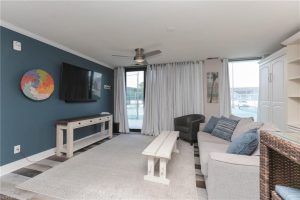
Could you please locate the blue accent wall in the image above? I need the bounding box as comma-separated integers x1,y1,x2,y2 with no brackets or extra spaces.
0,26,114,166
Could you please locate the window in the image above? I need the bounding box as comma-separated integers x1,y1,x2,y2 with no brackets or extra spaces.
229,60,259,120
125,68,145,131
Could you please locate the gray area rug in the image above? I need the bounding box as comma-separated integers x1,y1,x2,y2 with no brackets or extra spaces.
18,134,197,200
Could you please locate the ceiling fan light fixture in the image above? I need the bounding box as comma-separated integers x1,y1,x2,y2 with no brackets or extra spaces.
134,56,145,63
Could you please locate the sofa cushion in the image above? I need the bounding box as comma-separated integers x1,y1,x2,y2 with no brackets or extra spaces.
209,152,259,166
227,128,259,155
211,117,239,141
229,114,254,121
232,120,263,141
203,116,220,133
197,131,229,148
199,142,229,176
252,123,280,156
275,185,300,200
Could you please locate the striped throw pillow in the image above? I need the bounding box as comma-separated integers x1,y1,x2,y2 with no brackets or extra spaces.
211,117,239,141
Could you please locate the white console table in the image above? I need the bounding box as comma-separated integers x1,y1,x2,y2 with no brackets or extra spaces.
56,114,113,158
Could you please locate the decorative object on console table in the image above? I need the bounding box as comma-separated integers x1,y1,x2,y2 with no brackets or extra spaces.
20,69,54,101
207,72,219,103
260,131,300,200
56,114,113,158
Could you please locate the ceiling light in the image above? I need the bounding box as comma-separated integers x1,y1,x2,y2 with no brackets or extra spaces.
134,56,145,63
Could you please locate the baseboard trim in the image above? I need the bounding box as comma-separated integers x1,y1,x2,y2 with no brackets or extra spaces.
0,148,55,176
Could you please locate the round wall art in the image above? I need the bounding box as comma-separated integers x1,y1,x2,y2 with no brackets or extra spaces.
20,69,54,101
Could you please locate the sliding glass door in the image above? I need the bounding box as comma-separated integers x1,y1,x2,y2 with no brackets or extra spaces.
125,68,145,131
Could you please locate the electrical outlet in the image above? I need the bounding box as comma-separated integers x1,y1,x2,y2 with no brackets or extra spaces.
14,145,21,154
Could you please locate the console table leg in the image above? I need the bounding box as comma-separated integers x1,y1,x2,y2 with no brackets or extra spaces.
56,127,63,156
66,127,74,158
109,117,113,139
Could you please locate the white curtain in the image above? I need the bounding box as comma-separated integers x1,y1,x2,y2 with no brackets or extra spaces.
142,61,204,136
219,59,231,117
114,67,129,133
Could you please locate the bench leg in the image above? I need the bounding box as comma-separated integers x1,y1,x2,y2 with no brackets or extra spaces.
144,157,170,185
144,157,156,181
159,158,170,185
172,141,179,153
147,157,155,177
159,158,167,178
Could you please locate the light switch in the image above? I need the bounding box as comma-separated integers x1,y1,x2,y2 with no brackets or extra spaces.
13,41,21,51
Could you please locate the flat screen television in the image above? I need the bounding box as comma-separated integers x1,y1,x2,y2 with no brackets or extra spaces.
59,63,102,102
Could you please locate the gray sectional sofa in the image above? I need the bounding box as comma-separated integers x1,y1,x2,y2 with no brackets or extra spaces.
197,120,279,200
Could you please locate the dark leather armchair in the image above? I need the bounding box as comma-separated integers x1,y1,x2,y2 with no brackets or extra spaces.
174,114,205,145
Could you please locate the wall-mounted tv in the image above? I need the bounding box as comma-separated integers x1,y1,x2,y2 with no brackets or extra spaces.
59,63,102,102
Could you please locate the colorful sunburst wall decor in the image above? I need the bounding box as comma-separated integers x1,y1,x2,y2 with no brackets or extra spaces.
20,69,54,101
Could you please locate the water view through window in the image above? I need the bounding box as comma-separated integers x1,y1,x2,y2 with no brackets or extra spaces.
126,70,145,130
229,60,259,120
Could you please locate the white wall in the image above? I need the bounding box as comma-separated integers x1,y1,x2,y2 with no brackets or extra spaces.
203,59,222,120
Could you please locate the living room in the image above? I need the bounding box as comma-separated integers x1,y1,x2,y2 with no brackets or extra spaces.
0,1,300,200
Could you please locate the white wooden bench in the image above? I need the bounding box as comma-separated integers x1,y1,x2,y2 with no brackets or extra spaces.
142,131,179,185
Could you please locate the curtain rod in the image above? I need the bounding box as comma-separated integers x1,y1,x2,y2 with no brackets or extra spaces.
227,57,262,62
116,57,262,68
206,57,262,62
119,60,203,69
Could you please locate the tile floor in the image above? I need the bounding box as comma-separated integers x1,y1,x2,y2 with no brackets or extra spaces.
0,134,207,200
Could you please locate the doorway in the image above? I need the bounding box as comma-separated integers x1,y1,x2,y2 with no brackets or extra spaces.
125,68,146,131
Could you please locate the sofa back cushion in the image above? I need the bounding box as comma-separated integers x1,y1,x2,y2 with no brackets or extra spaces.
227,128,259,155
229,114,254,121
203,116,220,133
252,123,280,156
232,120,263,141
211,117,239,141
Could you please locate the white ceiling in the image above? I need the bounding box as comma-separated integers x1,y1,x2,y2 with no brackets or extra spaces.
1,1,300,68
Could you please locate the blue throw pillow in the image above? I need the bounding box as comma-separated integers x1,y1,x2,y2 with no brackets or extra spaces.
203,116,220,133
275,185,300,200
211,117,239,141
226,128,259,155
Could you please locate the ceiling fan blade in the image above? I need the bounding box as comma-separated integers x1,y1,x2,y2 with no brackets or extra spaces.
112,54,131,58
144,50,162,57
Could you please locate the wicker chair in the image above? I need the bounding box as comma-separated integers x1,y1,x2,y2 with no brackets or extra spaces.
260,131,300,200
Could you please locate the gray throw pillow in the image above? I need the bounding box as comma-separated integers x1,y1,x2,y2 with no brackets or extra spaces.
211,117,239,141
203,116,220,133
227,128,259,155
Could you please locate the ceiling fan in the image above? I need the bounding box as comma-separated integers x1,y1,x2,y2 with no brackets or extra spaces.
112,48,162,65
